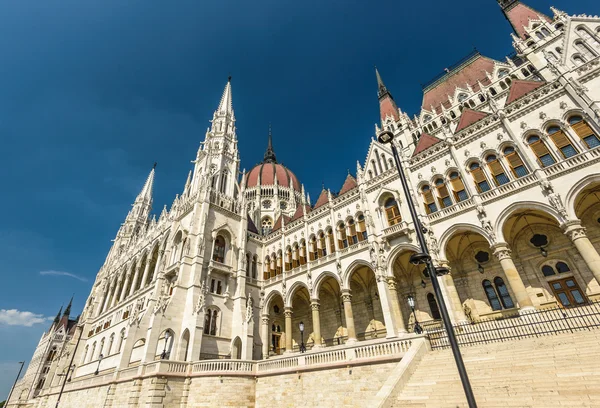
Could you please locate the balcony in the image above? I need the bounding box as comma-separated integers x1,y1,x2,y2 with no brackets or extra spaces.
382,220,410,239
208,259,233,274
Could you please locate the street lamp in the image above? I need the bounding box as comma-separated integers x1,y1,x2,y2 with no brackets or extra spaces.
94,354,103,375
5,361,25,406
377,129,477,408
298,321,306,353
161,331,171,359
407,295,422,334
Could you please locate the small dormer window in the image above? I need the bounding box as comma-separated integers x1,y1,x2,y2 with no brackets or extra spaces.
498,69,509,78
457,93,468,103
423,115,432,123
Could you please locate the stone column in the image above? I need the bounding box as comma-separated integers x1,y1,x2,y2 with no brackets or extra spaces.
492,243,535,312
129,265,142,297
386,278,407,335
110,278,122,308
119,273,132,302
152,250,165,281
564,221,600,284
261,315,270,359
341,290,357,343
310,299,322,348
439,271,468,323
375,277,398,338
284,307,293,353
140,256,153,289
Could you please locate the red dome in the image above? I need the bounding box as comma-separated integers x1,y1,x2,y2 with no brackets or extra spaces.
246,162,301,191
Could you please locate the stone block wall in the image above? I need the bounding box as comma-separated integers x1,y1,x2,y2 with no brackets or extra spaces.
254,362,398,408
186,376,255,407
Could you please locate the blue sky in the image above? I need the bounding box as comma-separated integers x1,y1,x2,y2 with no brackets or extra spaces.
0,0,595,398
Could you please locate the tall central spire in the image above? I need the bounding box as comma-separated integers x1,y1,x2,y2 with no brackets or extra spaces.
137,163,156,204
375,67,400,123
216,76,233,116
376,67,391,100
263,124,277,163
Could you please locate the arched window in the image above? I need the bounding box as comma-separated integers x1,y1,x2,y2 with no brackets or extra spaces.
357,215,368,241
535,31,545,40
498,69,509,78
448,172,468,202
371,159,379,176
81,346,89,364
527,135,555,167
263,256,271,280
219,170,228,194
493,277,514,309
300,241,307,265
246,254,251,277
574,40,596,60
542,261,572,276
384,197,402,225
556,261,571,273
309,236,318,260
318,233,327,257
427,293,441,320
381,153,389,171
450,111,456,119
541,27,550,37
486,154,509,186
503,146,528,177
90,342,97,362
326,228,335,252
568,115,600,148
521,68,530,77
337,224,348,249
434,178,453,208
556,47,563,55
285,248,292,271
276,252,282,275
347,219,358,245
375,150,383,174
500,81,507,90
212,235,226,263
108,334,115,356
292,245,299,268
421,185,438,214
490,87,497,96
483,280,502,311
457,93,468,103
261,217,273,235
547,125,577,158
118,329,125,352
573,54,587,66
469,162,491,193
99,338,105,358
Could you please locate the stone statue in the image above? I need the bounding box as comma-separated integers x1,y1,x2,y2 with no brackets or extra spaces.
307,271,313,295
246,296,254,323
463,303,473,323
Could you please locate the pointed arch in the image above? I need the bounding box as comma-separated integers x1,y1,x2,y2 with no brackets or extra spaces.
263,290,284,312
494,201,563,243
343,259,377,289
438,223,494,261
285,281,310,307
312,271,342,298
565,173,600,219
385,243,422,277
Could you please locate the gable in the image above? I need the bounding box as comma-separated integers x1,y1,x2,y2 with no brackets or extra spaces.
412,133,443,157
505,79,545,104
454,109,489,133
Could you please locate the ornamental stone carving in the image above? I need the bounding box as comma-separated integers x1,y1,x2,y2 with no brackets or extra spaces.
492,244,512,261
341,291,352,303
310,301,320,311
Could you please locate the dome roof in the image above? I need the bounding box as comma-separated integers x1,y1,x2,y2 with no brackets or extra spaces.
246,162,301,191
245,127,301,191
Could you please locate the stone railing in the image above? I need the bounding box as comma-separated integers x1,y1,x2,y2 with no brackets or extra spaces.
543,147,600,179
192,360,255,373
479,173,537,203
428,198,474,222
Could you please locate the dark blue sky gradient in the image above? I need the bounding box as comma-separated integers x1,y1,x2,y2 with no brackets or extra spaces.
0,0,595,395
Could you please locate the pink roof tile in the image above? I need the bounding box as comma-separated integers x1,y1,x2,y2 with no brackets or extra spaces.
313,189,329,209
412,133,443,157
339,174,358,196
291,204,310,222
380,96,400,122
505,79,545,104
505,3,551,39
454,109,489,133
246,163,302,192
422,55,496,113
272,214,291,232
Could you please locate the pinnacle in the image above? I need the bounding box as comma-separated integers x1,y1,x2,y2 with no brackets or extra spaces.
216,77,233,116
263,124,277,163
138,164,155,203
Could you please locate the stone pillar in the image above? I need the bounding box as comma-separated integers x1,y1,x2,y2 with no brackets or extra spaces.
152,250,165,281
119,273,132,302
492,243,535,312
564,221,600,284
110,278,122,308
129,265,142,297
386,278,407,335
284,307,293,353
341,290,357,343
375,277,398,338
261,315,270,359
310,299,322,348
439,270,468,323
140,257,153,289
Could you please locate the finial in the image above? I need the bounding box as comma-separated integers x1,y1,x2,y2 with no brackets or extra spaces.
263,124,277,163
153,162,157,170
228,75,232,82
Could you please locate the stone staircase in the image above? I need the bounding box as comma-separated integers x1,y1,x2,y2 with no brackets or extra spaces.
393,329,600,407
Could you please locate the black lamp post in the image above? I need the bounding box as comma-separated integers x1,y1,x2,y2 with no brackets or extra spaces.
377,129,477,408
299,321,306,353
161,331,171,359
5,361,25,405
407,295,422,334
94,354,103,375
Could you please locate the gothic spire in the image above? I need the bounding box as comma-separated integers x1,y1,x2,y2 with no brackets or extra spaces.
496,0,551,39
137,163,156,203
63,297,73,317
216,76,233,116
375,66,390,100
263,124,277,163
52,306,63,326
375,67,400,123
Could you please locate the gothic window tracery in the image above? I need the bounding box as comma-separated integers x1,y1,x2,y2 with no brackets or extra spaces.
568,115,600,149
212,235,226,263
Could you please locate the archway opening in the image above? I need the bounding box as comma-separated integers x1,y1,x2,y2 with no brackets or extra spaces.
348,265,386,340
